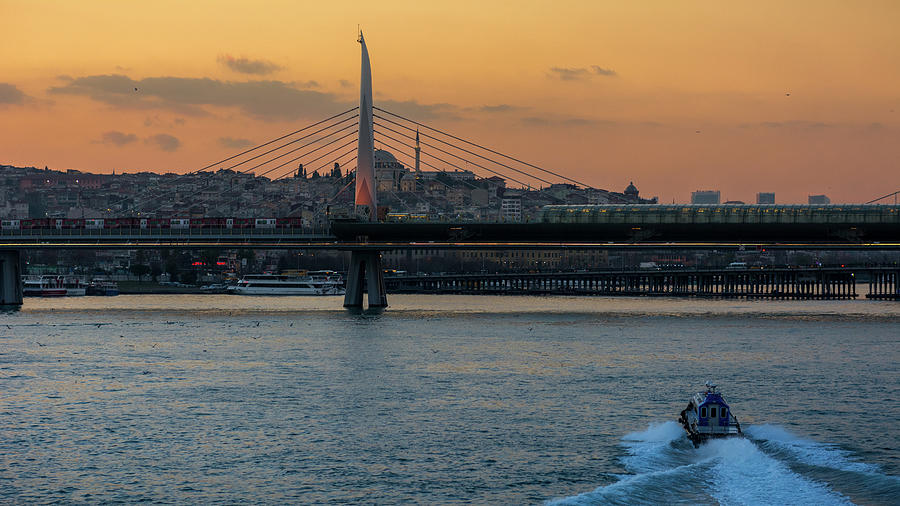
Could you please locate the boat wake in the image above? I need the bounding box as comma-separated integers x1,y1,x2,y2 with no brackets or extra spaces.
548,422,897,505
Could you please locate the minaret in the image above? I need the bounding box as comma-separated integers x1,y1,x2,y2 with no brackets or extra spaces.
414,128,421,173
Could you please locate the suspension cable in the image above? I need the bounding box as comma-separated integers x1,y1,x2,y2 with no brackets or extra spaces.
375,106,593,188
374,121,539,189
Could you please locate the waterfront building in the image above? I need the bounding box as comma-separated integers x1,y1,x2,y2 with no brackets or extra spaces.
691,190,721,204
757,192,775,204
809,194,831,205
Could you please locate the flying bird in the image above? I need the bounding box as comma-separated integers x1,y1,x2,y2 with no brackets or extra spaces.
785,92,791,96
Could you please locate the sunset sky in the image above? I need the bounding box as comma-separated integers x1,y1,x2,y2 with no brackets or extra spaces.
1,0,898,203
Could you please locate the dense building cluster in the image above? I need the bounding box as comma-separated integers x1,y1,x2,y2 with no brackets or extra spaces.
0,154,655,224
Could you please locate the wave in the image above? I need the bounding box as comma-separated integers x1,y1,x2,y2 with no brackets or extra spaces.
746,424,881,474
548,422,857,506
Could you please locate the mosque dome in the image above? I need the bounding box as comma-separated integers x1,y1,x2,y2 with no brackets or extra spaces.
374,149,397,163
624,181,639,197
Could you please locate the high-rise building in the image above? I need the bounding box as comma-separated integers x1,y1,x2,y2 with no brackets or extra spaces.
756,192,775,204
501,192,523,222
808,194,831,205
691,190,721,204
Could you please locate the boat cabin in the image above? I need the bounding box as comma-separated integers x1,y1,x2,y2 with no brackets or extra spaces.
696,391,730,428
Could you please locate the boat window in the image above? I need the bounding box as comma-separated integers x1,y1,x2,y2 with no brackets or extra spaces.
700,407,707,417
709,407,717,418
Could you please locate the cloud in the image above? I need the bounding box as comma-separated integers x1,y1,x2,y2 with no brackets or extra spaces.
294,80,319,88
98,131,138,146
758,120,831,129
0,83,26,105
479,104,525,113
339,79,352,88
548,67,591,81
548,65,618,81
144,115,187,127
521,115,617,127
591,66,617,77
146,133,181,152
522,116,549,125
218,54,284,75
48,74,352,121
377,99,460,120
218,136,255,149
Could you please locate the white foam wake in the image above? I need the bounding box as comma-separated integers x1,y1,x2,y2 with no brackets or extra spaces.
548,422,853,506
699,437,852,505
746,424,881,474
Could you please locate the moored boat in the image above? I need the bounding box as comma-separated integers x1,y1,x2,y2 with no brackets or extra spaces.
86,279,119,296
22,275,87,297
228,272,344,295
678,381,742,447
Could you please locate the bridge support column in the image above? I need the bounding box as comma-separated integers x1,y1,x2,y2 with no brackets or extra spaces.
343,250,387,309
0,250,23,307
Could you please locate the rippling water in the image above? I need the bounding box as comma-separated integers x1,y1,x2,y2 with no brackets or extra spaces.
2,295,898,504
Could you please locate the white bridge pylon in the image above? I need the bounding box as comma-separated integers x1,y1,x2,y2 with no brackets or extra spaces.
345,31,387,310
355,31,377,221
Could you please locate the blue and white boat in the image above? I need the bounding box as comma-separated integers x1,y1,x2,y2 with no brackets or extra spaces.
678,381,742,447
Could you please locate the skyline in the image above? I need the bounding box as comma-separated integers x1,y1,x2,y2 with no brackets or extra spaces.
1,0,898,204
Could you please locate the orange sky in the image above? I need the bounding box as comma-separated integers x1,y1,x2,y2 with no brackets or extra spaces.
1,0,898,203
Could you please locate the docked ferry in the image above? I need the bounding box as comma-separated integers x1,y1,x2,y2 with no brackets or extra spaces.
678,381,742,447
229,272,345,296
23,275,87,297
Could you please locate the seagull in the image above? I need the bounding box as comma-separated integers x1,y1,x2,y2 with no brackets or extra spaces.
36,341,46,347
785,92,791,96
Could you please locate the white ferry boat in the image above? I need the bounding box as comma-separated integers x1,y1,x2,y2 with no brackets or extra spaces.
229,272,345,296
22,275,87,297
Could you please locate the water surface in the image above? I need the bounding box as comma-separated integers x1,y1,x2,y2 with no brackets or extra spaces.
2,295,897,503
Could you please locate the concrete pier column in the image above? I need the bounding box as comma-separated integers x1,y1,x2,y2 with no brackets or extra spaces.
343,250,388,309
0,250,23,306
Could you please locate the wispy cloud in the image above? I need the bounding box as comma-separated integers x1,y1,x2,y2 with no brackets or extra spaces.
98,131,138,146
146,133,181,152
591,66,617,77
48,74,352,121
218,136,255,149
0,82,26,105
548,65,618,81
218,54,284,75
339,79,353,88
548,67,591,81
377,99,460,121
479,104,525,113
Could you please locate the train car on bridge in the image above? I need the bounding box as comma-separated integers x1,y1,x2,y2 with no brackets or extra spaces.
538,204,900,226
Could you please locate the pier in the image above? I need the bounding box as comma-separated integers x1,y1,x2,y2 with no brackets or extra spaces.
868,270,900,300
382,267,895,300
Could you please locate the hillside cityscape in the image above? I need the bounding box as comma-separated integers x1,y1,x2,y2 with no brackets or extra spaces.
1,158,889,286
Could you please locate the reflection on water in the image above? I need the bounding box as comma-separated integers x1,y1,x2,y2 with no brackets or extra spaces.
1,295,898,503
